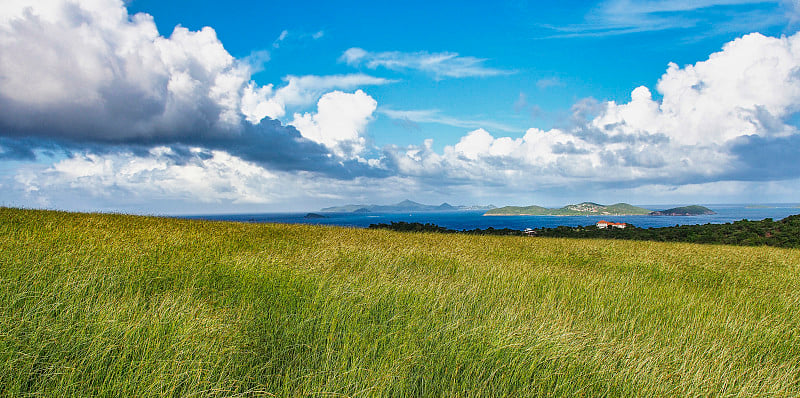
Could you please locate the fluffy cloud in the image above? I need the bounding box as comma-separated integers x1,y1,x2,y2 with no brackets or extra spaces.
2,0,800,209
5,148,415,213
0,0,393,179
0,0,249,140
47,148,279,204
242,74,392,123
593,32,800,145
0,0,390,140
340,48,512,79
387,32,800,189
289,90,377,157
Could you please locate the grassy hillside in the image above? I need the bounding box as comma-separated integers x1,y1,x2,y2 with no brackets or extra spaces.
600,203,653,215
2,208,800,396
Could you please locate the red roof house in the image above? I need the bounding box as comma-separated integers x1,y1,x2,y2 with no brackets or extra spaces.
596,220,626,229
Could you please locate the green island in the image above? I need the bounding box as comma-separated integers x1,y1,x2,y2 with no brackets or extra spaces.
2,207,800,396
649,205,716,216
485,202,652,216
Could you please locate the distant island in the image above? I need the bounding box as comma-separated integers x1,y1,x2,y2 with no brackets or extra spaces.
485,202,652,216
744,204,800,209
649,205,715,216
304,213,327,219
320,199,496,213
485,202,717,217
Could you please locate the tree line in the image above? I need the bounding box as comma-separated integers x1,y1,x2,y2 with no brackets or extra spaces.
368,215,800,249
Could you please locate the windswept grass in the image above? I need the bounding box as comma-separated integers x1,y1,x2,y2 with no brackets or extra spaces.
1,207,799,396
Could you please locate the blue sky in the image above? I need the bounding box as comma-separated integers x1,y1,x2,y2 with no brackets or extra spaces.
127,0,795,147
1,0,799,213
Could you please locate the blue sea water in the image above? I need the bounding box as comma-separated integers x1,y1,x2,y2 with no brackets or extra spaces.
183,204,800,231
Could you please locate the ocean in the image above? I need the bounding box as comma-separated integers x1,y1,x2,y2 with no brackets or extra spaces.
182,204,800,231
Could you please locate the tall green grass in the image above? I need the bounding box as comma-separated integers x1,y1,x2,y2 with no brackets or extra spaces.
1,207,799,396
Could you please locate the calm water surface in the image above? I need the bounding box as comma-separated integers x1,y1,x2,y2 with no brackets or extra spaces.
183,204,800,231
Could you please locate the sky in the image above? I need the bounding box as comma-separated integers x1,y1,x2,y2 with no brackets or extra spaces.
1,0,800,214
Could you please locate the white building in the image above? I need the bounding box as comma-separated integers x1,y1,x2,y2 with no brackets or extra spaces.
596,220,626,229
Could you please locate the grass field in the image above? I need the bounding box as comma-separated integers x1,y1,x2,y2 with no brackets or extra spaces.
1,207,800,396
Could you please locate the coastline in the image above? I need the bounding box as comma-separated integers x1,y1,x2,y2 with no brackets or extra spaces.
483,213,647,217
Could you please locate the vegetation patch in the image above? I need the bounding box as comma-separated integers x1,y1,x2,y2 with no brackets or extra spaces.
371,215,800,248
2,208,800,396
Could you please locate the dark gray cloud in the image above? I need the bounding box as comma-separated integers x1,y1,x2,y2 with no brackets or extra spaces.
0,117,389,179
0,0,389,180
0,138,37,160
208,119,389,178
727,134,800,180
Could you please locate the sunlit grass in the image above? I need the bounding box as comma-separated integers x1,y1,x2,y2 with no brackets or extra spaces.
1,207,799,396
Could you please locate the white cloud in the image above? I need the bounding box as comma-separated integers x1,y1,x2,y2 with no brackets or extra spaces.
390,127,604,184
241,50,271,73
379,108,523,133
4,148,422,213
601,0,773,18
594,32,800,145
241,74,393,123
452,129,498,160
0,0,390,143
26,147,280,204
388,32,800,188
273,29,288,48
2,2,800,210
388,126,732,193
289,90,377,157
0,0,403,187
0,0,265,140
340,48,513,79
544,0,786,38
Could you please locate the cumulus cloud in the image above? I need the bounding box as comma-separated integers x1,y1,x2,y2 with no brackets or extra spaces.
242,74,392,122
340,48,513,79
46,148,279,204
2,1,800,209
0,0,393,180
386,32,800,189
289,90,377,158
0,0,249,141
590,33,800,147
4,148,414,213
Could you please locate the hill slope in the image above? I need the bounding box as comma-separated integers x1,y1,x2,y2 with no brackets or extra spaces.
486,202,652,216
1,208,799,396
649,205,716,216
